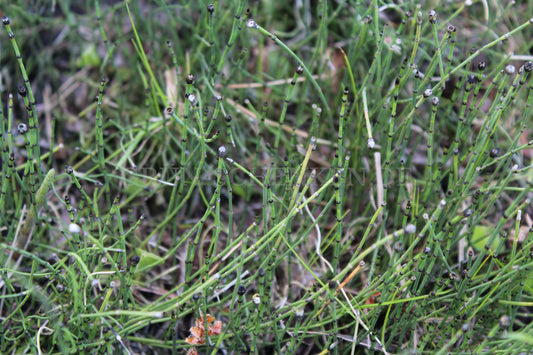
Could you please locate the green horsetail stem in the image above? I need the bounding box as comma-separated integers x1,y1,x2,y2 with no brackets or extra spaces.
207,147,228,266
267,165,276,230
221,154,233,242
246,19,333,121
125,3,165,103
332,170,342,273
95,78,107,171
2,16,41,176
512,61,533,101
422,96,440,201
94,0,111,54
180,74,194,195
428,10,446,80
17,123,36,205
208,169,344,285
274,66,303,155
185,182,220,281
189,95,206,138
468,59,496,128
262,164,273,232
409,11,422,69
6,94,18,207
205,94,222,137
360,24,387,92
207,4,216,71
417,13,453,94
288,137,316,211
444,24,457,79
165,40,181,105
224,114,235,147
333,155,350,273
0,97,7,210
402,16,533,129
450,69,477,186
383,78,399,205
336,87,349,168
250,100,268,179
460,68,527,197
215,1,244,78
310,0,328,70
64,166,97,219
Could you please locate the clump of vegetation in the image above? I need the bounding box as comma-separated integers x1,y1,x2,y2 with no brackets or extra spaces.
1,1,532,354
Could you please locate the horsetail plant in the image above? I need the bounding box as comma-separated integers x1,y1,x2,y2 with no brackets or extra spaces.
2,16,41,174
95,78,108,183
2,1,533,354
274,65,303,155
246,18,333,121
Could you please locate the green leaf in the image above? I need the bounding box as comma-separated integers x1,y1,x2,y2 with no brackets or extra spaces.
134,248,163,272
470,226,500,252
506,332,533,344
76,44,101,68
